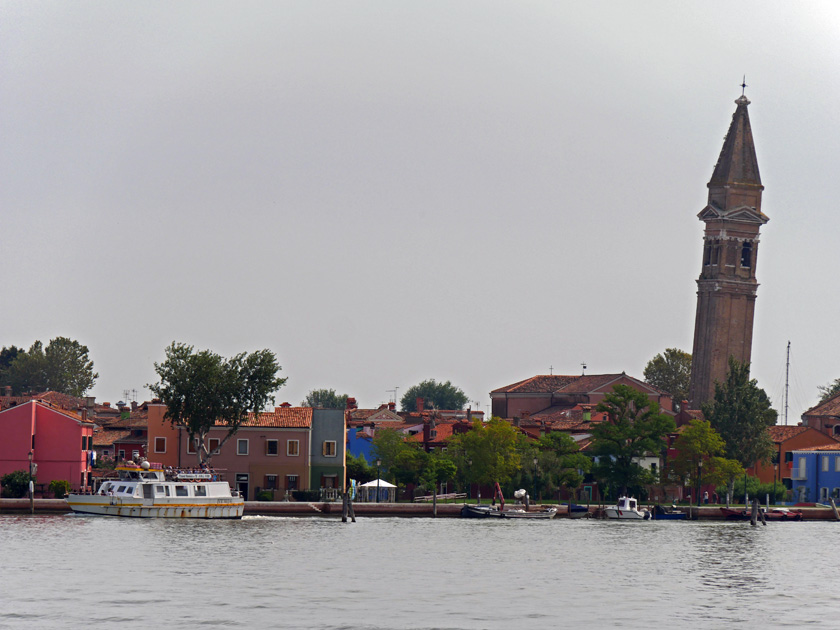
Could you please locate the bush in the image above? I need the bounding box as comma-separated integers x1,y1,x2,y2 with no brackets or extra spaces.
1,470,33,498
49,479,72,499
291,490,320,502
256,490,274,501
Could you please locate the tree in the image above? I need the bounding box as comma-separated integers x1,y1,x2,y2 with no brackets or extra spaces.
419,453,457,494
0,345,22,383
4,338,98,396
148,342,286,466
301,388,348,409
818,378,840,404
532,431,591,500
590,384,676,498
701,357,777,470
704,456,745,504
0,470,32,498
668,419,725,488
449,418,524,487
346,452,374,485
643,348,691,410
400,379,469,412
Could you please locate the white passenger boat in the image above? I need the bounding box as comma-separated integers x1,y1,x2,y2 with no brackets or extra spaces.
604,496,651,520
66,461,244,519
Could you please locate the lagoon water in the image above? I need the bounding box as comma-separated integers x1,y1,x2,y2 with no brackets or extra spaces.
0,514,836,629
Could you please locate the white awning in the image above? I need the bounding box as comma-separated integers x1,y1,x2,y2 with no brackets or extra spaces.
360,479,396,488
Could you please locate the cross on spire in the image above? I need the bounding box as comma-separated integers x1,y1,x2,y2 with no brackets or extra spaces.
741,75,748,96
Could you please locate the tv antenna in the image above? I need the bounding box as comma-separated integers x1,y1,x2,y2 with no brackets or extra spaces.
581,363,587,375
386,387,399,404
549,365,553,375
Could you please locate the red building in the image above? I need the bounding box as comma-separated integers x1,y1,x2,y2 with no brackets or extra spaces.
0,400,95,493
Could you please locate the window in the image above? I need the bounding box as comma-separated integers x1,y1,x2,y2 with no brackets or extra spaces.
154,437,166,453
835,457,840,473
131,450,140,459
187,439,197,455
740,241,752,268
820,487,830,502
823,456,830,472
118,449,125,460
82,436,87,450
322,441,336,457
88,436,93,450
266,439,279,456
209,438,221,455
194,486,207,497
265,475,278,490
237,439,249,455
785,451,793,463
175,486,189,497
286,475,298,490
287,440,300,456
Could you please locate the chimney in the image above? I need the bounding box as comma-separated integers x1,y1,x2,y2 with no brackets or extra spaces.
279,402,291,408
514,416,521,427
388,401,396,411
582,406,592,422
346,397,357,410
80,408,88,422
4,385,10,396
131,401,138,411
416,397,424,412
103,402,111,408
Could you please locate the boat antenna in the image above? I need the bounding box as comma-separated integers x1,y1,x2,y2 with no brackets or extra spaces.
784,341,790,426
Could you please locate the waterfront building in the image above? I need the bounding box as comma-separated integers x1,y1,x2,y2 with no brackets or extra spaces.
790,443,840,504
800,392,840,438
748,425,839,490
309,408,346,494
689,94,769,408
0,400,95,493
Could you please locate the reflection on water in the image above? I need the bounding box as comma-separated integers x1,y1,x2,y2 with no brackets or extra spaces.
0,515,836,629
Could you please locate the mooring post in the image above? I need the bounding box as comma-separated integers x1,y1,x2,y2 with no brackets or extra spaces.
750,499,758,526
831,498,840,521
432,488,437,518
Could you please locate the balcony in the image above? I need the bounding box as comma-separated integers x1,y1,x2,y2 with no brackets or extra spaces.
789,470,807,481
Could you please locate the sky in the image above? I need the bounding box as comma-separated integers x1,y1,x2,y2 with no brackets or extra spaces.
3,2,839,422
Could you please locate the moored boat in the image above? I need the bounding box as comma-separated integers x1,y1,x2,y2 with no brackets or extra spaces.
460,504,557,519
567,503,590,519
66,460,244,519
652,504,687,520
720,506,803,521
604,496,651,520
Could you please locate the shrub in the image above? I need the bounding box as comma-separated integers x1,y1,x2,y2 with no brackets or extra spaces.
291,490,320,502
49,479,72,499
256,490,274,501
1,470,33,498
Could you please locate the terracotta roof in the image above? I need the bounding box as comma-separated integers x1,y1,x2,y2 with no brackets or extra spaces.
802,392,840,418
793,443,840,452
767,425,809,443
93,430,132,447
233,407,312,428
491,375,578,394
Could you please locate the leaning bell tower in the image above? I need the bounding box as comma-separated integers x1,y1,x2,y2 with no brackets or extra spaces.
688,94,769,408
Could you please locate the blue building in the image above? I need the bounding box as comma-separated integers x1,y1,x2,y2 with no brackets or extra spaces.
790,444,840,504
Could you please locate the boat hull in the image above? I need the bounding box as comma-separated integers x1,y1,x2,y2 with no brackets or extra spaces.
604,507,650,520
460,504,557,519
66,496,244,519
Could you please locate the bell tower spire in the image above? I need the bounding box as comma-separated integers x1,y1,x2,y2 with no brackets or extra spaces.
688,93,769,408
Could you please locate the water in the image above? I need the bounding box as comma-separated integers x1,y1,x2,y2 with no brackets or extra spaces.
0,514,836,629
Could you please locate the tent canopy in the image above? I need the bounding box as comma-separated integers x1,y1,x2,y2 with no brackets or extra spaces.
360,479,396,488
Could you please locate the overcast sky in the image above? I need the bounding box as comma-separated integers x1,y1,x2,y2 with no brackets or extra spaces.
3,2,839,421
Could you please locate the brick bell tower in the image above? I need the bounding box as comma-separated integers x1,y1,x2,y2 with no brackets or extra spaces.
689,94,769,408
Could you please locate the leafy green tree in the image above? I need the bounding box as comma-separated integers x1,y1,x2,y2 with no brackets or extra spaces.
301,388,348,409
449,418,524,487
532,431,591,500
0,345,22,385
371,428,409,477
419,453,457,494
818,378,840,403
668,419,724,487
400,379,469,412
0,470,33,498
644,348,691,410
4,338,98,396
704,457,745,504
346,452,374,484
590,384,676,498
702,358,777,470
148,342,286,466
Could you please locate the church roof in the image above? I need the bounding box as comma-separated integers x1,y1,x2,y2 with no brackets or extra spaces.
708,95,762,189
802,392,840,418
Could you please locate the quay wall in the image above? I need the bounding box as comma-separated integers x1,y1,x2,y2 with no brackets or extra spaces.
2,499,839,520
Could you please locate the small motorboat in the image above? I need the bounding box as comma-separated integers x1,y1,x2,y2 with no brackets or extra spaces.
567,503,590,519
460,483,557,519
604,496,651,520
719,506,803,521
652,504,687,520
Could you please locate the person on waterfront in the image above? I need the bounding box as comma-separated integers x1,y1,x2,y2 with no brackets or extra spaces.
704,491,709,504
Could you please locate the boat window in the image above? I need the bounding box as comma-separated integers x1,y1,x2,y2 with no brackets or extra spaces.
194,486,207,497
117,486,126,493
175,486,189,497
155,485,166,496
629,499,636,509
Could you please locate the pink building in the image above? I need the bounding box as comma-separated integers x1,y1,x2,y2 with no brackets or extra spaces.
0,400,95,493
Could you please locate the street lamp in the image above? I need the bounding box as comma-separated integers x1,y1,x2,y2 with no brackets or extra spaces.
533,457,539,504
467,458,472,501
773,463,778,507
697,459,703,507
376,459,381,503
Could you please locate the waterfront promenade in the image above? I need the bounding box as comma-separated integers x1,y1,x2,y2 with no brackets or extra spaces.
3,498,840,519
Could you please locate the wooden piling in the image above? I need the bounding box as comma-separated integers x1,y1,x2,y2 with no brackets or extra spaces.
750,499,758,526
830,498,840,521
